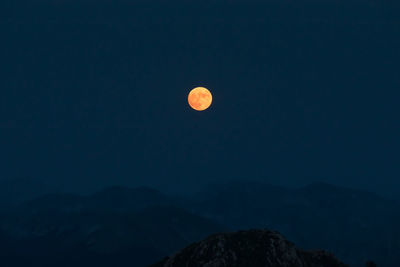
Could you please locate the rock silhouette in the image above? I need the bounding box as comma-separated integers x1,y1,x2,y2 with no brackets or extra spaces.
151,229,348,267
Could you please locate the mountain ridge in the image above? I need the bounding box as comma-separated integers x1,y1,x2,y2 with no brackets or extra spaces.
0,181,398,266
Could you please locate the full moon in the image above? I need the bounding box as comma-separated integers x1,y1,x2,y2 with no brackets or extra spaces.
188,87,212,111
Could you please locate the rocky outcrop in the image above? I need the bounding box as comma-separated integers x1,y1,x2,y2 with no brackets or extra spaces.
151,229,348,267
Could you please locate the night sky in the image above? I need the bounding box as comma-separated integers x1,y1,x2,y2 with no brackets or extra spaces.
1,1,399,196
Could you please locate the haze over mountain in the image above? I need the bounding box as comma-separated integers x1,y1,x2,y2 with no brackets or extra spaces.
0,178,58,211
183,181,400,266
0,191,224,266
0,180,398,266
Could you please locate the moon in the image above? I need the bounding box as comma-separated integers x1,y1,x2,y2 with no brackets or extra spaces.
188,87,212,111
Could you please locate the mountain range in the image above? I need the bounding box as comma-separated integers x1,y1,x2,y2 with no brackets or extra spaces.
0,180,398,266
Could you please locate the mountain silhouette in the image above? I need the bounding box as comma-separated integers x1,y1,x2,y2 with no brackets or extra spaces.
150,229,348,267
0,182,398,266
17,186,171,215
0,187,224,267
181,181,400,267
0,178,55,211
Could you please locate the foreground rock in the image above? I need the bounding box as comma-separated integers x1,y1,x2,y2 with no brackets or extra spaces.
150,229,348,267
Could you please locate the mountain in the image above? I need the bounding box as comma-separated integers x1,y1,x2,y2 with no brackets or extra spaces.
0,178,55,211
150,229,348,267
88,186,174,213
17,186,172,215
184,181,400,267
0,187,224,267
0,182,398,266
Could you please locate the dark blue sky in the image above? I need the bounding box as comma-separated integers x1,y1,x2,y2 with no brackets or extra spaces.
1,1,399,196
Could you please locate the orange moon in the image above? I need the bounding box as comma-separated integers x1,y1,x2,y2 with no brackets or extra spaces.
188,87,212,111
